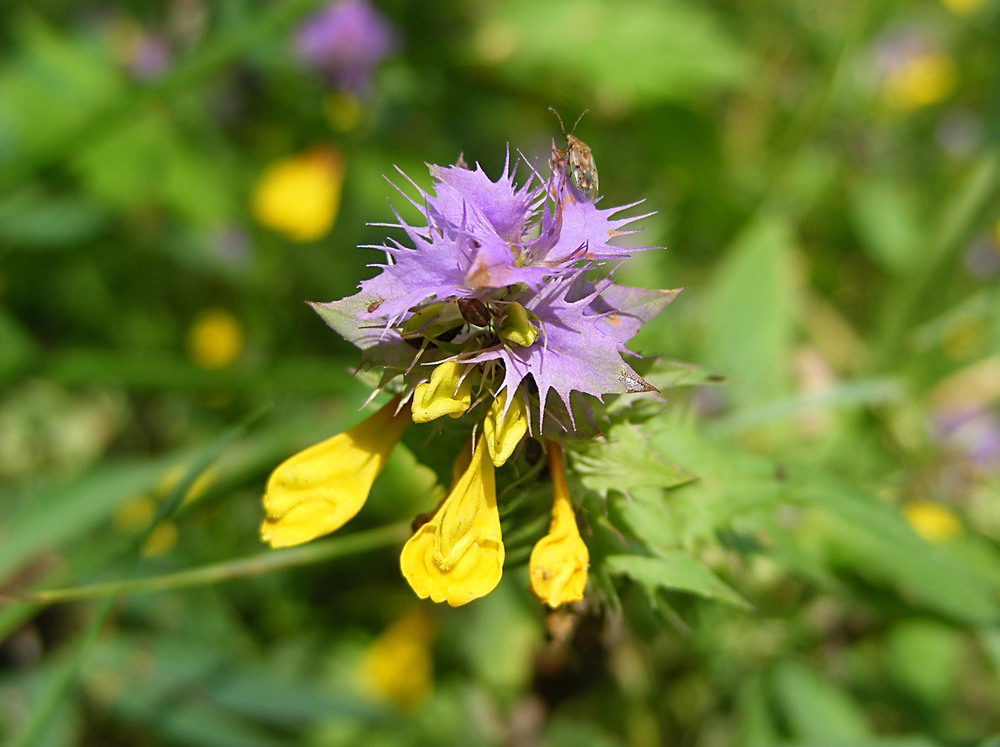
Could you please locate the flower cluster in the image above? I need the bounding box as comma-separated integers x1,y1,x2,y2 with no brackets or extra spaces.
261,137,676,607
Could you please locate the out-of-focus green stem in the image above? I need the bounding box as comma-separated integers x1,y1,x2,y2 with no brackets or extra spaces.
6,523,410,606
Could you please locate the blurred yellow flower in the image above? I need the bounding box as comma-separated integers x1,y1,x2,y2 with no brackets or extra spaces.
141,521,178,556
411,362,472,423
530,442,588,607
113,461,215,556
400,436,504,606
940,0,985,15
904,500,963,542
251,148,344,241
113,495,157,532
261,395,410,548
186,309,244,369
941,315,988,361
112,498,178,556
157,463,215,506
360,608,435,710
883,53,957,112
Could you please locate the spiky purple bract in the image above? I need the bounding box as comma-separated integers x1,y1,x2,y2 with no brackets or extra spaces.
313,145,677,433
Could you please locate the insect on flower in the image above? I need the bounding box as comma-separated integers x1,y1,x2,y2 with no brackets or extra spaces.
549,107,599,200
457,297,493,328
261,141,679,608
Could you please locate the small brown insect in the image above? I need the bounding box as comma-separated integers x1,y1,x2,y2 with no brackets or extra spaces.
457,297,492,327
549,107,599,200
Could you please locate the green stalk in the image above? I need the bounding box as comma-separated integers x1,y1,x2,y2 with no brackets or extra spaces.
6,523,409,606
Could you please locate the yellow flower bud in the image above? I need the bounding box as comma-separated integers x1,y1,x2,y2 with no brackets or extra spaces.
411,361,473,423
483,389,528,467
530,442,588,607
498,302,539,347
260,395,409,548
400,437,504,606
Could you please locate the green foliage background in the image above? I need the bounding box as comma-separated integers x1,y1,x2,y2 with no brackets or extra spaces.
1,0,999,745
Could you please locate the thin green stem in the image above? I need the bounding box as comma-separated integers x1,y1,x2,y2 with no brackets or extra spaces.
5,523,410,606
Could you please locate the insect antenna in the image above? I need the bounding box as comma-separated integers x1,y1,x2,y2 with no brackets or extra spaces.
548,106,565,134
548,107,590,136
569,109,589,134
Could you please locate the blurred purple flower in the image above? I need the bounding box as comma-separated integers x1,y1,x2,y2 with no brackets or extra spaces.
932,407,1000,469
100,16,172,81
962,234,1000,279
128,33,171,80
872,28,930,77
295,0,398,95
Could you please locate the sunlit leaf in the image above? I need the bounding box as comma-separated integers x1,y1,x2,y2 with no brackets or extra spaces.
603,552,752,609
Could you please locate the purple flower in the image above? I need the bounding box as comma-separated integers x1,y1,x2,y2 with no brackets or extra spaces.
295,0,397,96
312,146,677,434
263,136,677,607
932,407,1000,469
128,34,171,80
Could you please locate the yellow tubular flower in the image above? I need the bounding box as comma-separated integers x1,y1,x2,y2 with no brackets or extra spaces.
411,362,472,423
400,436,504,606
261,395,410,548
483,389,528,467
530,442,589,607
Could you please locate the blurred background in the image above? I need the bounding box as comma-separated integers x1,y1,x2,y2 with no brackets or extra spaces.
1,0,999,745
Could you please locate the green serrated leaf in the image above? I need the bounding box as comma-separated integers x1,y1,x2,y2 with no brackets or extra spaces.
603,552,752,609
642,359,727,391
571,421,694,497
608,489,679,554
